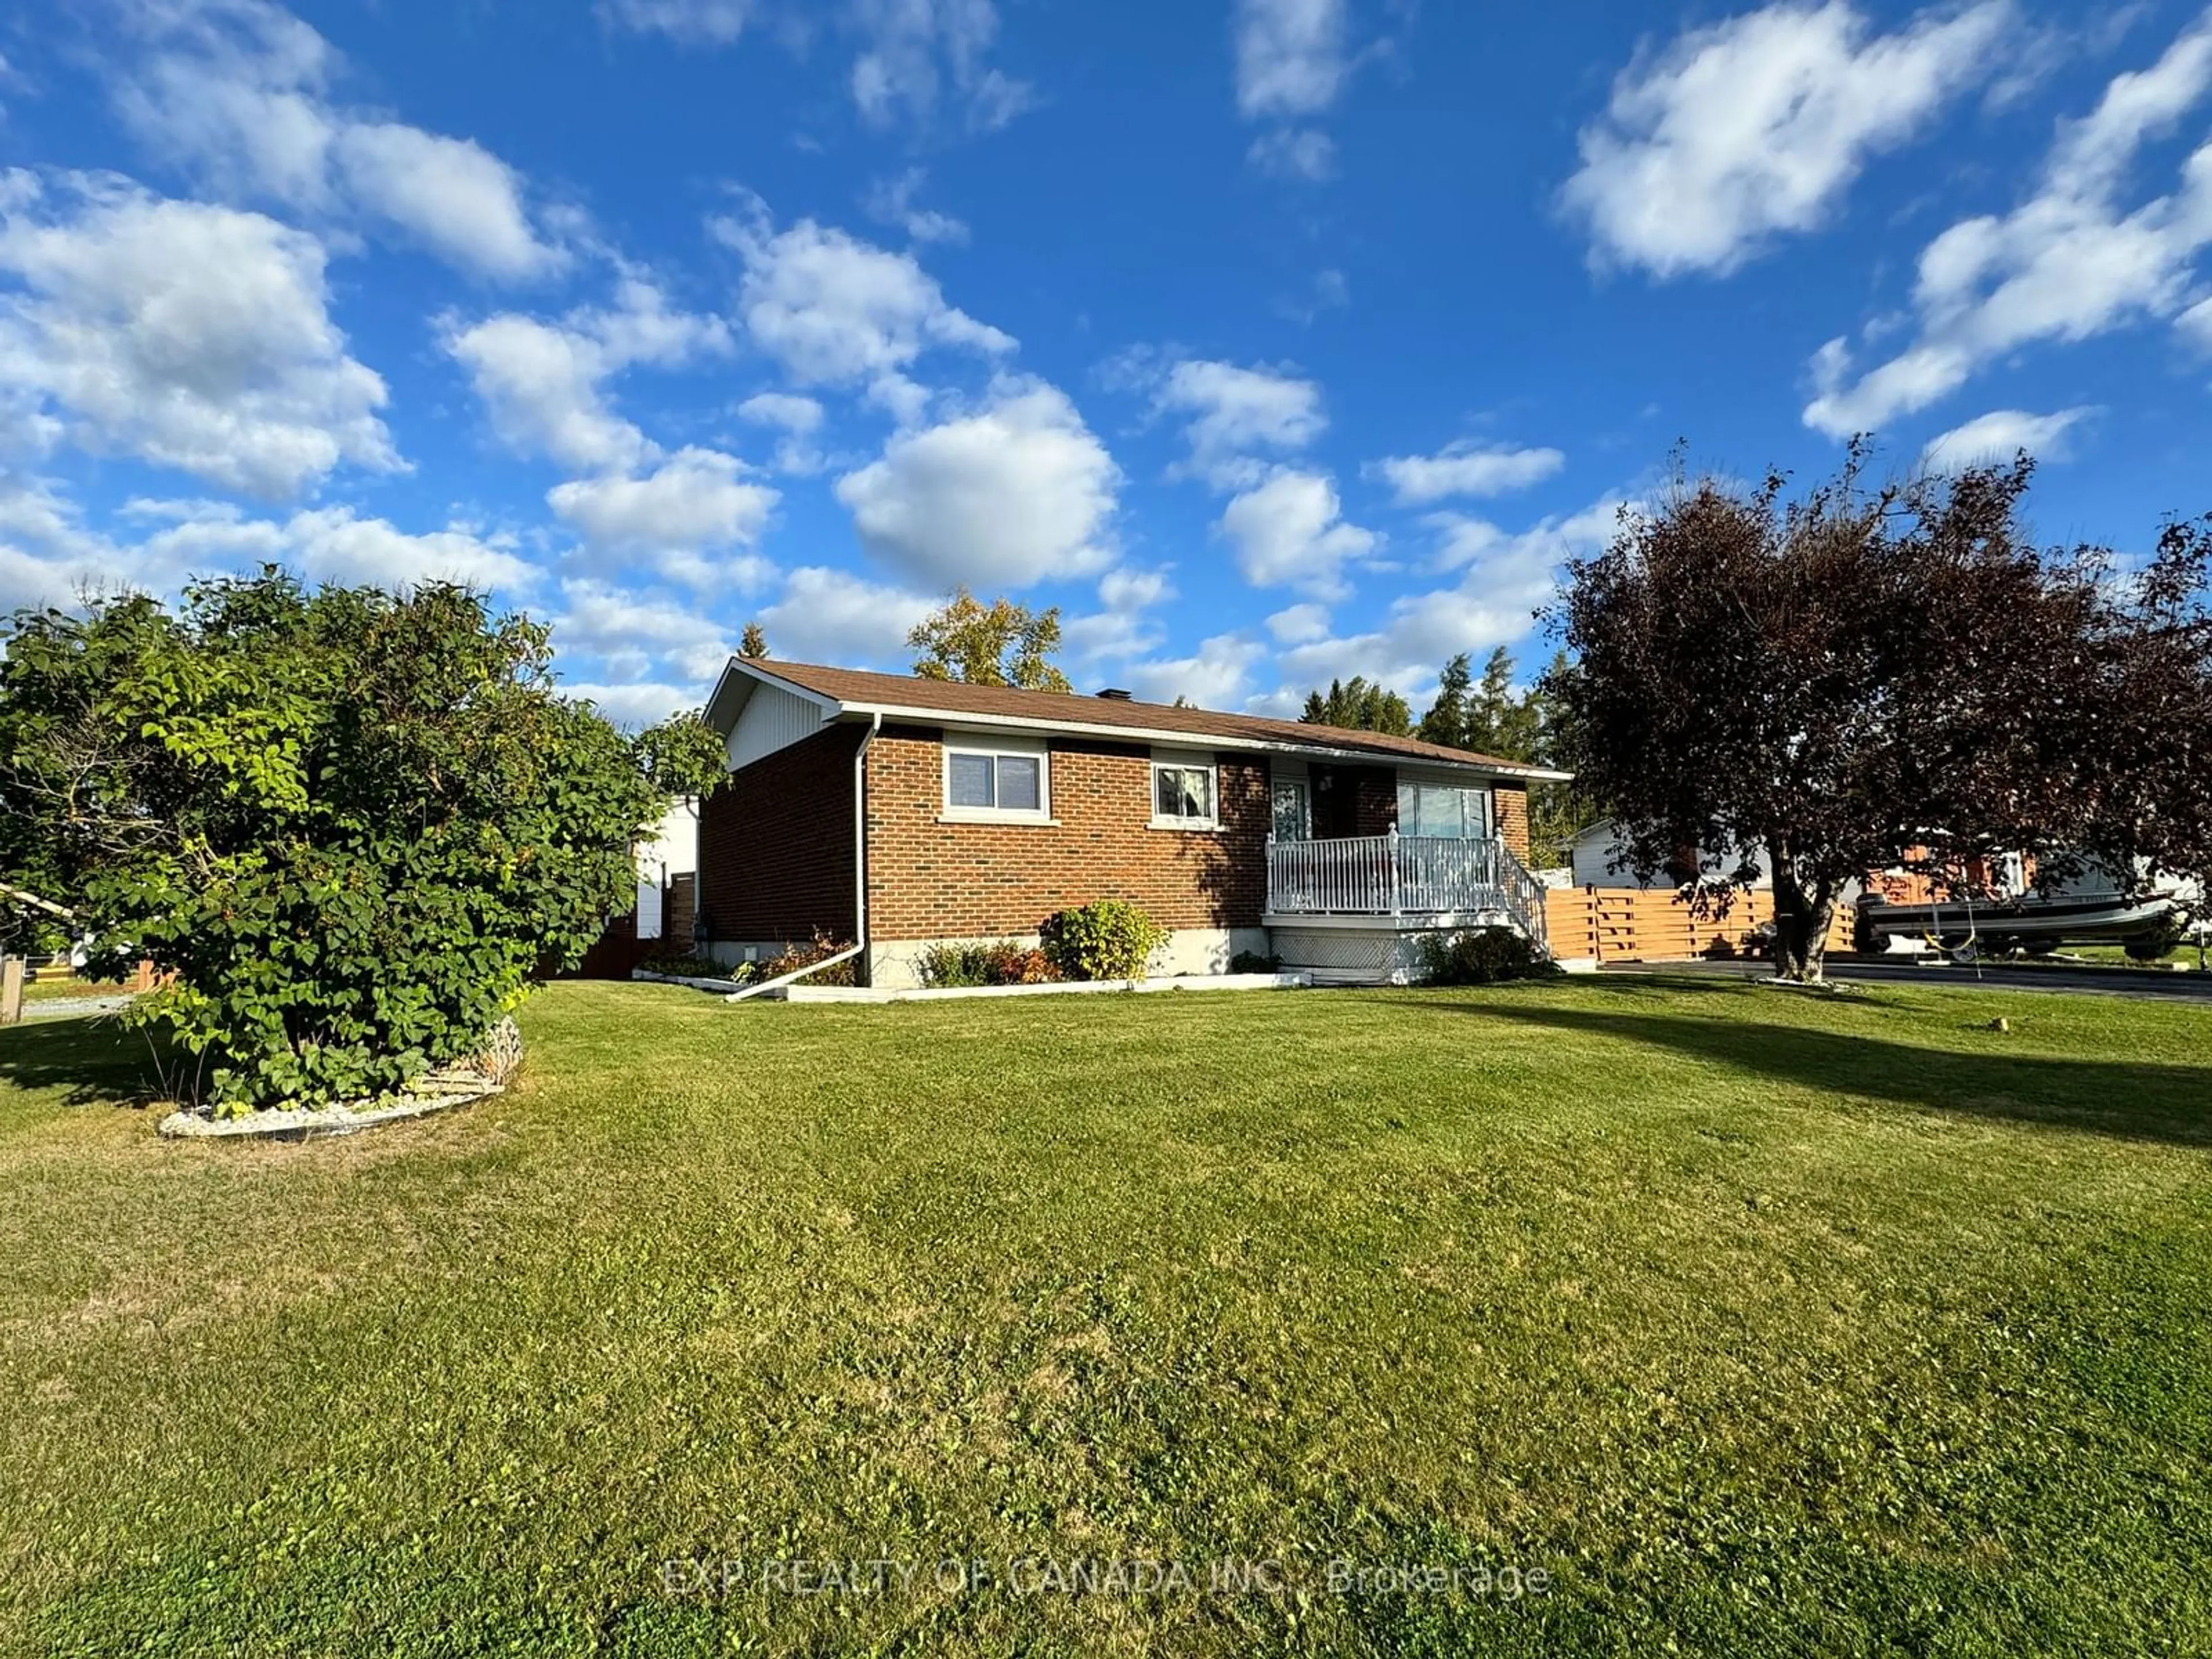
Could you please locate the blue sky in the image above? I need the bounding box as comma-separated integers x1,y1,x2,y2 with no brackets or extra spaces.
2,0,2210,723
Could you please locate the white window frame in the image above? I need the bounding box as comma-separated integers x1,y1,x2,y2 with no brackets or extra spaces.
1395,776,1495,841
940,731,1054,824
1149,750,1220,831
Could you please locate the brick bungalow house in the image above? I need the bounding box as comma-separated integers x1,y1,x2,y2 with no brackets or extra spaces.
698,657,1568,987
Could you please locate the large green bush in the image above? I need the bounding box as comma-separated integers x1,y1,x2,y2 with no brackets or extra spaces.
1039,900,1165,982
0,571,724,1113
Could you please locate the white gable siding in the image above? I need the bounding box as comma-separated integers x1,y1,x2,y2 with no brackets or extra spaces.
638,801,698,877
729,681,828,770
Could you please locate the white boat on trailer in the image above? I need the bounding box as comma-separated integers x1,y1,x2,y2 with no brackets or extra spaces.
1855,884,2192,955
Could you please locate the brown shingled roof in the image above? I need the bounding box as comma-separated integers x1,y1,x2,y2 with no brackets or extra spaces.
731,658,1565,778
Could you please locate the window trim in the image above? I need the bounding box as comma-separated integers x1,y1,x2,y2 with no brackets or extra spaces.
1149,750,1221,832
940,731,1054,824
1395,777,1495,841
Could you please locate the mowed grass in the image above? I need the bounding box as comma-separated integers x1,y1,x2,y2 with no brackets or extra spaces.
3,979,2210,1658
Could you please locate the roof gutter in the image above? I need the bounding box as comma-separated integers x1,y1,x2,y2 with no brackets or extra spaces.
710,656,1574,783
724,711,881,1003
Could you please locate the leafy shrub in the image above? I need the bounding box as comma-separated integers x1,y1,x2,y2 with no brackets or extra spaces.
1414,926,1559,986
639,953,749,983
1039,900,1165,982
1229,949,1281,975
2123,911,2190,961
759,929,858,986
0,571,725,1114
916,941,1060,988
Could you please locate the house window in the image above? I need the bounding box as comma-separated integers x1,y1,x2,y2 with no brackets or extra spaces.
1396,782,1493,839
1151,755,1218,829
943,738,1050,821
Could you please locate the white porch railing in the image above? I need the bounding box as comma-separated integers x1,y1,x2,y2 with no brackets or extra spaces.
1267,831,1550,949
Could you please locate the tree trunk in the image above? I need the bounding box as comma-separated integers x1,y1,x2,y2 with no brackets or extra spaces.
1767,846,1838,983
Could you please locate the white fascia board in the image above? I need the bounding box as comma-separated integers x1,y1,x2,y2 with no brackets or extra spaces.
827,698,1572,782
705,657,847,735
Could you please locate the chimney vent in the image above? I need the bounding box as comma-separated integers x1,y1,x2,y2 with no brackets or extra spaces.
1096,687,1132,701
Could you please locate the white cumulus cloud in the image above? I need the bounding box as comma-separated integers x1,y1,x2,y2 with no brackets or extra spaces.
597,0,753,46
1123,632,1267,708
737,389,829,474
834,377,1119,589
104,0,563,282
758,564,938,665
548,446,779,584
1153,358,1327,489
847,0,1036,133
1215,468,1376,598
1804,12,2212,435
1236,0,1348,119
1265,494,1626,711
1921,406,2096,465
1369,440,1566,505
718,208,1013,406
550,575,737,686
602,0,1029,131
280,504,537,589
1563,1,2009,278
442,278,730,474
0,173,398,498
1234,0,1351,183
0,479,536,612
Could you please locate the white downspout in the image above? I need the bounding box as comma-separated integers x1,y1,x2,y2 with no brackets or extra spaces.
725,713,880,1003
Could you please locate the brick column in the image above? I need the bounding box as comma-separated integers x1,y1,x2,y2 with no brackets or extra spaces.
1493,783,1530,861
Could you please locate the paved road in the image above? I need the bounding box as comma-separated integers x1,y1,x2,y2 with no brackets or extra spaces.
1601,956,2212,1003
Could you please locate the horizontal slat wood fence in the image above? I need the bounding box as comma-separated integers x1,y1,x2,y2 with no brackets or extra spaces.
1543,888,1854,964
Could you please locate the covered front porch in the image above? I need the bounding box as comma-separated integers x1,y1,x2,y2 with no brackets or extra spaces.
1262,829,1552,983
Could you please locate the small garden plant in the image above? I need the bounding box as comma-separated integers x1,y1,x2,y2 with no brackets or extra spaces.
759,930,859,986
638,953,751,983
915,941,1059,988
1039,899,1165,981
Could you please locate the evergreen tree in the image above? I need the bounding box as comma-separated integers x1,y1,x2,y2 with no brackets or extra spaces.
1417,653,1471,748
1299,675,1415,736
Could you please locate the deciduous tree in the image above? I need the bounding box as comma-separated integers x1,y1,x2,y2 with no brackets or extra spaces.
1547,450,2206,981
0,570,723,1111
908,588,1071,691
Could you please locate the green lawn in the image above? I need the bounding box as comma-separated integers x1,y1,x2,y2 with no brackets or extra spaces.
3,979,2209,1657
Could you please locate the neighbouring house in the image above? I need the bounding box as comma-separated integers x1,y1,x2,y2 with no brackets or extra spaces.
1566,821,1774,892
565,798,700,979
698,658,1568,987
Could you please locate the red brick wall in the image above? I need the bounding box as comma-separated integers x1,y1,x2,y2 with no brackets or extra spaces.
1351,767,1399,836
698,723,863,945
1493,783,1531,861
863,727,1269,941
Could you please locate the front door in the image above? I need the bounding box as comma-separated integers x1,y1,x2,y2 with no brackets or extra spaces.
1308,766,1359,839
1271,779,1309,842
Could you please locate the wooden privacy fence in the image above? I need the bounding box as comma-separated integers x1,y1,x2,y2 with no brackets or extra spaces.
1543,887,1854,965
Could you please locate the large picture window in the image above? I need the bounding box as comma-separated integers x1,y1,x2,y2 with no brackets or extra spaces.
1150,755,1219,830
1396,782,1492,840
943,738,1050,822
